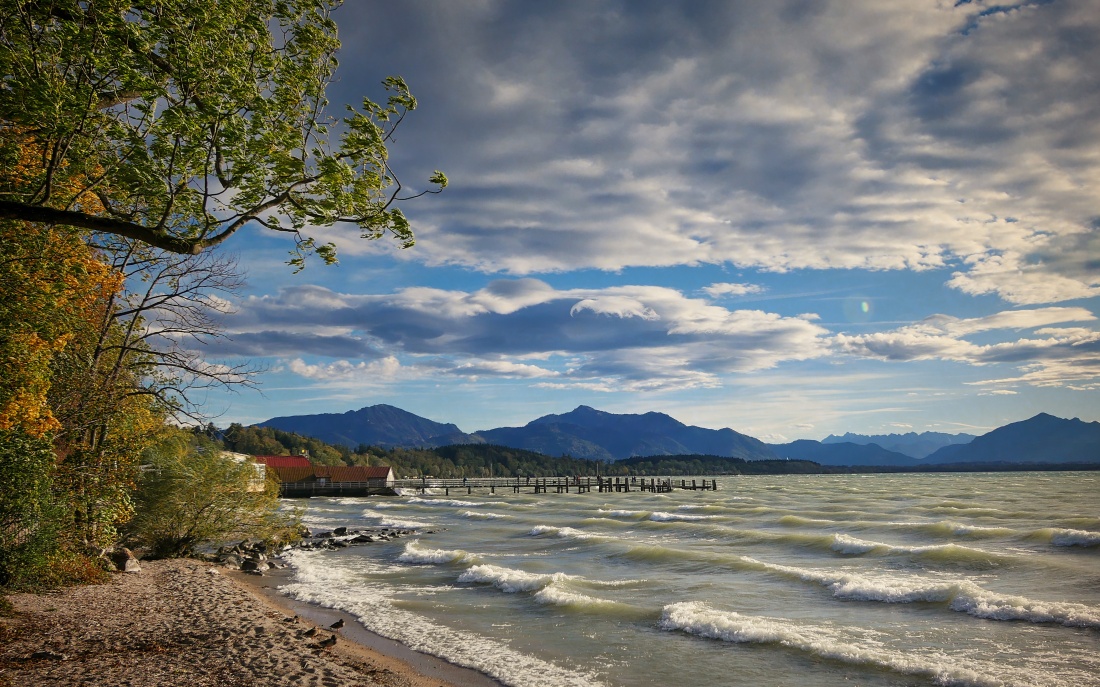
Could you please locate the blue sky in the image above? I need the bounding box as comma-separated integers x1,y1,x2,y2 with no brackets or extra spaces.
198,0,1100,442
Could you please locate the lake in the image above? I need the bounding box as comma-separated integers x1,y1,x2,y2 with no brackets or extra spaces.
279,472,1100,687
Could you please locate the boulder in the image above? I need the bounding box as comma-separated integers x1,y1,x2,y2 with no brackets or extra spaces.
110,548,141,573
333,526,348,536
240,559,270,572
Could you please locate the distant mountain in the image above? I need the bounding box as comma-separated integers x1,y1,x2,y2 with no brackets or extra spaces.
476,405,778,461
822,431,975,459
257,404,484,449
925,413,1100,464
255,405,1098,468
768,440,920,467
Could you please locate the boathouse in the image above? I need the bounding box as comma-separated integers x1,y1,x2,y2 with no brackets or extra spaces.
253,456,396,497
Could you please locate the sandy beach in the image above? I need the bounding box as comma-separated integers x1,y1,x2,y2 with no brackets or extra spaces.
0,558,495,687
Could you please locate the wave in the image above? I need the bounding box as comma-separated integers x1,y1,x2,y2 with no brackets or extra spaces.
597,508,646,518
777,515,837,527
283,551,603,687
881,521,1100,549
533,582,617,608
460,510,509,520
529,525,603,541
1029,527,1100,548
649,511,721,522
742,557,1100,628
406,496,481,507
357,508,431,530
828,534,1007,564
397,540,476,566
659,602,1031,687
458,564,577,593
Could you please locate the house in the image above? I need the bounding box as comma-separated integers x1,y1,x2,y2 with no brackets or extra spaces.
221,451,266,491
255,456,396,497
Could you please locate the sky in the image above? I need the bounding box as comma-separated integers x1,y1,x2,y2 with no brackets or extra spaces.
197,0,1100,442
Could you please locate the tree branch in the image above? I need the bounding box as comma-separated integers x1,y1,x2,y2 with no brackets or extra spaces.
0,201,230,255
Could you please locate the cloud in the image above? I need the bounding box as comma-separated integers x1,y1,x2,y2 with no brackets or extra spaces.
703,283,766,298
221,280,830,392
837,306,1100,389
286,356,408,383
315,2,1100,305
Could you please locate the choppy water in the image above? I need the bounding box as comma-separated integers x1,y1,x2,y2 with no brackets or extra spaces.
278,472,1100,687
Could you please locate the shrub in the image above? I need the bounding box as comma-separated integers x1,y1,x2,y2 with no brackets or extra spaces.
127,430,300,558
0,429,63,589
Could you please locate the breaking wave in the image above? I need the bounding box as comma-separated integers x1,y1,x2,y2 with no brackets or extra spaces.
742,557,1100,628
659,602,1033,687
397,540,476,566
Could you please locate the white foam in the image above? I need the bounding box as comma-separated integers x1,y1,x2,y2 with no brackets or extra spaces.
397,541,474,566
743,557,1100,628
829,534,999,561
529,525,599,540
458,564,576,593
282,551,602,687
649,511,719,522
533,582,615,608
597,509,643,517
460,510,509,520
659,602,1029,687
830,534,883,554
407,497,482,508
1048,528,1100,547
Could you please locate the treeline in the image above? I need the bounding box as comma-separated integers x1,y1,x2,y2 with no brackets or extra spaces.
218,425,614,476
213,427,828,477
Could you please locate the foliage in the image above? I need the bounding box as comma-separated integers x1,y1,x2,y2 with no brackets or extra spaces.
221,424,347,465
0,0,444,264
127,429,300,558
0,429,63,588
211,424,831,478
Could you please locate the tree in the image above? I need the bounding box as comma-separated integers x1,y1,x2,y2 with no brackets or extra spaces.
0,0,445,267
88,237,258,421
127,429,300,558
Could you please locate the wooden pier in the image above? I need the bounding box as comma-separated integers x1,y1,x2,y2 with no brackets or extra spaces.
392,476,718,496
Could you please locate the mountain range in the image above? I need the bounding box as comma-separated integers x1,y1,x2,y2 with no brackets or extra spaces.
257,406,1100,467
822,431,975,459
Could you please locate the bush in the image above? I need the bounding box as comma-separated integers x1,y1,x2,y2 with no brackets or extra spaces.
0,429,63,589
126,430,300,558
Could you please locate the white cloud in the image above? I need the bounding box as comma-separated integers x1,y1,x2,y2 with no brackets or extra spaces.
287,356,406,383
570,296,660,320
450,361,560,380
838,307,1100,390
325,1,1100,304
703,283,766,298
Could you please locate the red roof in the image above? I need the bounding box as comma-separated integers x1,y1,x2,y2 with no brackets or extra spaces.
253,455,312,468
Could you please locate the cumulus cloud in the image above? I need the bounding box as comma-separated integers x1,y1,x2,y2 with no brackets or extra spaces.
286,357,408,383
321,1,1100,304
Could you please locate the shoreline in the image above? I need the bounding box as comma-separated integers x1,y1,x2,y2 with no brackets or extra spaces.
231,564,502,687
0,557,501,687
